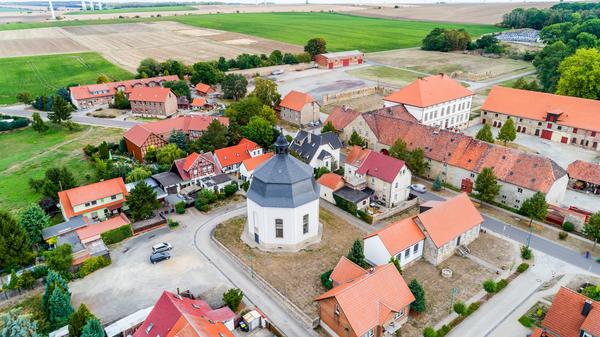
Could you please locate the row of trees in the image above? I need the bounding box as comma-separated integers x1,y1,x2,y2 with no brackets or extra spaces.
475,119,517,145
421,28,505,54
501,3,600,30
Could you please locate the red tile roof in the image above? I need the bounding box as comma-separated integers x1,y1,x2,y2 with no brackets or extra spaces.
133,291,235,337
329,256,368,285
173,152,219,181
317,173,345,191
128,87,173,103
70,75,179,101
124,115,229,147
384,74,473,107
279,91,315,111
567,160,600,186
345,146,371,168
356,151,406,184
324,106,362,131
416,193,483,248
195,83,214,94
315,262,414,337
241,152,274,172
76,213,130,244
191,97,206,107
365,217,425,256
214,139,260,168
542,287,600,337
58,178,128,218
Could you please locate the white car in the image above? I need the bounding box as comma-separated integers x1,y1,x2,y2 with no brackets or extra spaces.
271,69,284,75
410,184,427,193
152,242,172,253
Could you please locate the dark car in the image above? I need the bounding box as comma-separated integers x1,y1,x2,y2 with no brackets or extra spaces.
150,251,171,264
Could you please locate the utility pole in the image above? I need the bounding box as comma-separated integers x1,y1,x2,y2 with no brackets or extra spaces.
449,287,459,314
48,0,56,19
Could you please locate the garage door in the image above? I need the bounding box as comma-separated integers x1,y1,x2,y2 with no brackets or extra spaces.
342,59,350,67
328,62,333,69
541,130,553,140
561,137,568,144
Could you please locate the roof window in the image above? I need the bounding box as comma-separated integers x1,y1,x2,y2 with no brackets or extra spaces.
146,323,154,334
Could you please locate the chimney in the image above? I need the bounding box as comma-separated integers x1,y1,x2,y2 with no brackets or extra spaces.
582,300,593,316
307,132,312,143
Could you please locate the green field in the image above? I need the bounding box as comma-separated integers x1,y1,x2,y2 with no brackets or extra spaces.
65,5,197,15
0,124,123,213
0,52,132,105
0,7,21,12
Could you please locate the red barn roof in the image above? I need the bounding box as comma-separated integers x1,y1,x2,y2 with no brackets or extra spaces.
384,74,473,107
279,91,315,111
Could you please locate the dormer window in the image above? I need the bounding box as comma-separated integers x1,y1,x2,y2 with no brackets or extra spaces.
146,323,154,334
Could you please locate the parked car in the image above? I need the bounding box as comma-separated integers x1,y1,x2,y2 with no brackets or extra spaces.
150,252,171,264
152,242,172,253
410,184,427,193
271,69,284,75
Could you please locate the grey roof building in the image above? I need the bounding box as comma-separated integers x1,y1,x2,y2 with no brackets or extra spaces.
289,131,342,166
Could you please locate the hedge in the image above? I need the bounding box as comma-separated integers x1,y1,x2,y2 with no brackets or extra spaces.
0,115,30,131
518,315,533,328
101,224,133,245
321,270,333,290
78,256,111,278
357,209,373,224
516,262,529,273
333,194,357,215
175,201,186,214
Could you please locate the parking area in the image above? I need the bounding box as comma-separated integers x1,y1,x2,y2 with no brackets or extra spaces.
69,209,233,324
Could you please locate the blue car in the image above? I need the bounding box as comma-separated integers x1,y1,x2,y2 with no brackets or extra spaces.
150,251,170,264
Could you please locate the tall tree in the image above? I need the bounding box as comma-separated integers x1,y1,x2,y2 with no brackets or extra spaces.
48,96,73,124
97,141,109,160
532,41,572,92
221,74,248,101
163,80,191,100
48,287,74,329
224,97,276,126
168,130,188,152
347,239,367,268
304,38,327,58
126,167,152,183
519,191,548,231
190,62,224,85
321,121,337,133
348,131,365,147
112,91,130,109
497,118,517,145
43,244,73,276
16,92,33,105
31,112,48,133
0,309,39,337
408,279,426,313
68,304,94,337
556,48,600,99
43,270,69,310
80,318,103,337
584,212,600,250
475,124,494,143
251,78,281,107
474,167,501,203
193,119,228,152
242,116,275,148
19,204,50,244
269,50,283,64
156,144,185,166
0,211,34,270
389,138,409,161
137,58,161,78
127,182,160,221
407,148,428,176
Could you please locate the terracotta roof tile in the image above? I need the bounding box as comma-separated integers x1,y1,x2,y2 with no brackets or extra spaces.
195,83,214,94
345,146,371,168
384,74,473,107
356,151,406,184
567,160,600,186
279,90,315,111
365,217,425,256
329,256,368,285
325,106,362,131
75,213,130,243
58,178,127,218
317,173,345,191
543,287,600,337
191,97,206,107
128,87,173,103
69,75,179,101
417,193,483,247
241,152,274,172
214,138,260,167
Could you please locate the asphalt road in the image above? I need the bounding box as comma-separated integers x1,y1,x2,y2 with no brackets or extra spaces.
421,190,600,276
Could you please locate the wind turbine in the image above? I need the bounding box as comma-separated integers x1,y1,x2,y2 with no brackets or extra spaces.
97,2,102,10
48,0,56,19
81,0,87,11
89,1,94,11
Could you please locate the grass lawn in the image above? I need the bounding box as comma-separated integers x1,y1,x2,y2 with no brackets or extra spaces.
0,52,132,105
0,124,123,213
65,5,197,15
348,65,421,87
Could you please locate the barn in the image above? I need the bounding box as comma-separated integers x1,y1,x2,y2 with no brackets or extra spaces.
315,50,364,69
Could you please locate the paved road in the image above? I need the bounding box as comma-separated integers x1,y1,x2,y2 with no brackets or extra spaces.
421,191,600,276
0,105,139,129
193,205,316,337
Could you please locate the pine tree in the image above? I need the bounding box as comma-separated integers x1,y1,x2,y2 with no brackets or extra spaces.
68,304,94,337
0,211,34,270
48,96,73,124
389,257,402,274
0,309,40,337
19,204,50,244
408,279,426,313
168,130,188,152
349,131,365,147
474,167,500,203
31,112,48,133
432,175,443,191
43,270,69,311
497,118,517,145
347,240,367,268
475,124,494,143
48,287,74,328
80,318,104,337
127,182,160,221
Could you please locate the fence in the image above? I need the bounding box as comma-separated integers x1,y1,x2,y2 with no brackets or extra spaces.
321,85,393,105
371,198,419,224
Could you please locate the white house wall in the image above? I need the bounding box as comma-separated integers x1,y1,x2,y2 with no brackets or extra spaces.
364,236,392,266
319,185,336,204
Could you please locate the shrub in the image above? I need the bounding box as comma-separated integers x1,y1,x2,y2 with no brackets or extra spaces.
223,288,244,311
17,271,36,289
558,231,568,240
518,315,533,328
357,210,373,224
521,246,533,260
467,301,481,315
321,270,333,290
0,115,30,131
195,197,210,212
562,221,575,232
224,182,239,197
453,301,467,315
241,181,250,192
423,327,437,337
496,279,508,292
175,201,186,214
168,219,179,228
78,256,111,278
516,263,529,273
437,325,451,337
483,279,497,293
101,224,133,245
31,265,48,279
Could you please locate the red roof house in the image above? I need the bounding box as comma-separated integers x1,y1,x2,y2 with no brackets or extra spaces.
172,152,221,183
356,151,407,184
239,152,274,181
58,177,128,220
214,138,263,173
195,83,214,96
278,91,320,126
567,160,600,189
133,291,235,337
384,74,473,108
129,87,178,118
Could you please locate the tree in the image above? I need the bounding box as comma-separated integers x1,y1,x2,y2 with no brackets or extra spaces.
126,167,152,183
583,212,600,250
31,112,48,133
251,78,280,107
224,96,276,125
36,167,77,201
19,204,50,244
432,175,443,191
156,144,185,166
282,53,298,64
48,96,73,124
43,244,73,276
407,148,428,176
556,48,600,99
112,91,130,109
96,75,110,84
168,130,188,152
80,318,103,337
243,116,275,148
221,74,247,100
475,124,494,143
520,192,548,228
0,309,40,337
68,304,94,337
0,211,34,271
422,28,471,52
163,80,191,100
321,121,336,133
216,56,229,72
192,119,228,152
137,58,161,78
408,279,426,313
533,41,572,92
48,287,74,328
190,62,224,85
16,92,33,105
347,239,367,268
453,301,467,315
223,288,244,311
389,257,402,274
497,118,517,145
474,167,500,203
389,138,409,161
127,182,160,221
304,38,327,58
43,270,69,310
348,131,365,147
97,141,109,160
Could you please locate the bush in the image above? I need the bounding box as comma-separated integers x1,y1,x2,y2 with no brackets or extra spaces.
168,219,179,228
559,231,568,240
436,325,451,337
0,114,30,131
320,270,333,290
224,182,239,197
562,221,575,232
521,246,533,260
516,263,529,273
241,181,250,192
483,279,497,293
453,301,467,315
195,197,210,212
357,210,373,224
17,271,36,289
496,279,508,292
423,327,437,337
518,315,533,328
31,265,48,279
101,224,133,245
175,201,185,214
223,288,244,311
466,301,481,315
77,256,111,278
